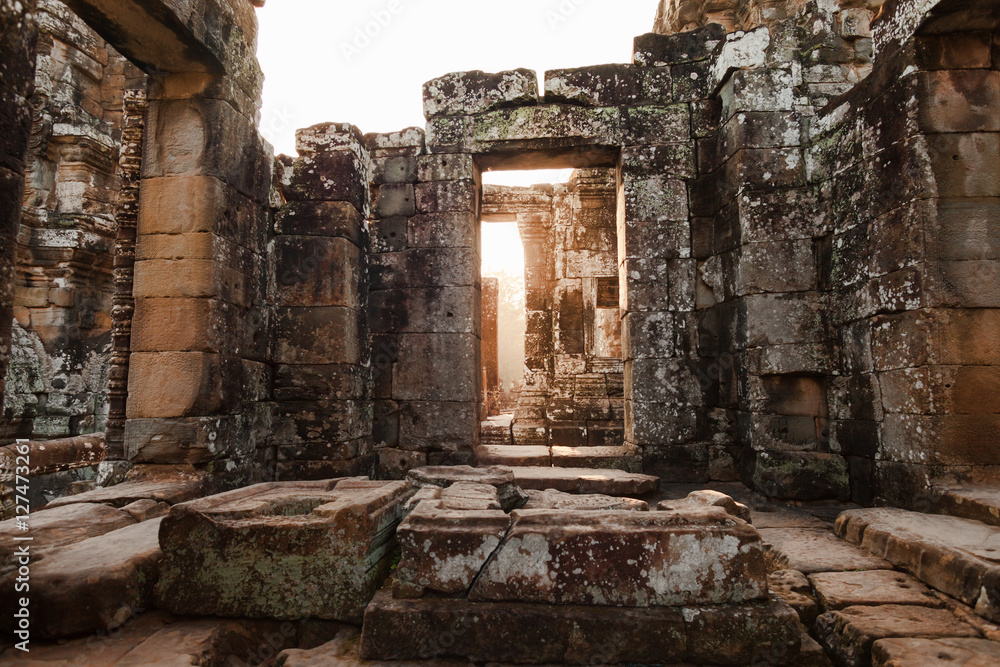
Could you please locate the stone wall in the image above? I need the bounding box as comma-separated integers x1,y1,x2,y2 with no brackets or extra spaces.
684,0,1000,503
1,0,144,442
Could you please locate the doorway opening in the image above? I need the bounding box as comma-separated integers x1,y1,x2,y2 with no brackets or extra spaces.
478,167,624,454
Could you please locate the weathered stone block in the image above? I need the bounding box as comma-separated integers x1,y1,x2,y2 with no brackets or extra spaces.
361,590,688,664
271,306,362,365
468,508,765,606
125,351,222,419
810,570,940,612
373,183,415,218
274,201,364,245
423,69,538,118
544,64,671,107
407,465,525,511
155,479,414,621
918,70,1000,134
926,132,1000,198
632,25,727,67
369,247,479,289
369,286,478,334
417,154,476,182
746,451,850,502
394,500,510,597
397,400,479,453
373,156,417,185
392,334,477,402
407,211,478,249
915,32,993,70
623,104,690,145
415,179,476,213
269,236,361,308
144,97,272,204
759,527,893,575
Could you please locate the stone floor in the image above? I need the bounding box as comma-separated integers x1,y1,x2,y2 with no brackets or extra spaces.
4,476,1000,665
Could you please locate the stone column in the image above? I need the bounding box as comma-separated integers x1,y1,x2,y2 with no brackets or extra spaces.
105,88,147,459
481,276,499,415
513,219,555,446
124,71,273,472
0,0,39,411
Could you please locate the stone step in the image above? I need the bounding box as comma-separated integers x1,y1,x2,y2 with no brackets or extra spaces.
477,445,550,467
836,508,1000,623
872,638,1000,667
931,483,1000,527
816,604,980,667
506,466,659,496
550,445,639,471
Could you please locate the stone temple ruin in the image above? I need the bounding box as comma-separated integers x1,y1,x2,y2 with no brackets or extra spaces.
2,0,1000,663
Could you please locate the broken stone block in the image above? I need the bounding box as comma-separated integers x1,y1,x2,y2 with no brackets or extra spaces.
154,479,414,622
816,605,979,667
469,508,768,606
423,69,538,118
407,465,526,511
632,25,727,67
810,570,941,612
835,507,1000,622
759,527,894,574
394,500,510,598
45,465,209,508
872,637,1000,667
769,569,820,626
523,488,648,511
0,518,163,639
657,489,752,523
439,482,502,511
0,502,136,573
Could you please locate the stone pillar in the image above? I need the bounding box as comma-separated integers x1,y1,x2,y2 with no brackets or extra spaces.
124,71,273,473
0,0,39,411
482,276,499,415
105,88,147,459
619,138,700,480
271,122,372,480
513,219,555,446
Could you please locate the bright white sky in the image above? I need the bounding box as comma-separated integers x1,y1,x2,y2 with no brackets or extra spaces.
256,0,657,187
256,0,655,273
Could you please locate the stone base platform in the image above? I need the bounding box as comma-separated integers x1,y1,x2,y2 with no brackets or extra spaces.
154,477,415,622
360,590,804,665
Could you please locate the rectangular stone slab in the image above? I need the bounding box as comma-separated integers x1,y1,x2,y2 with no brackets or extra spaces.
360,590,802,665
154,478,413,622
469,508,768,606
506,466,659,495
